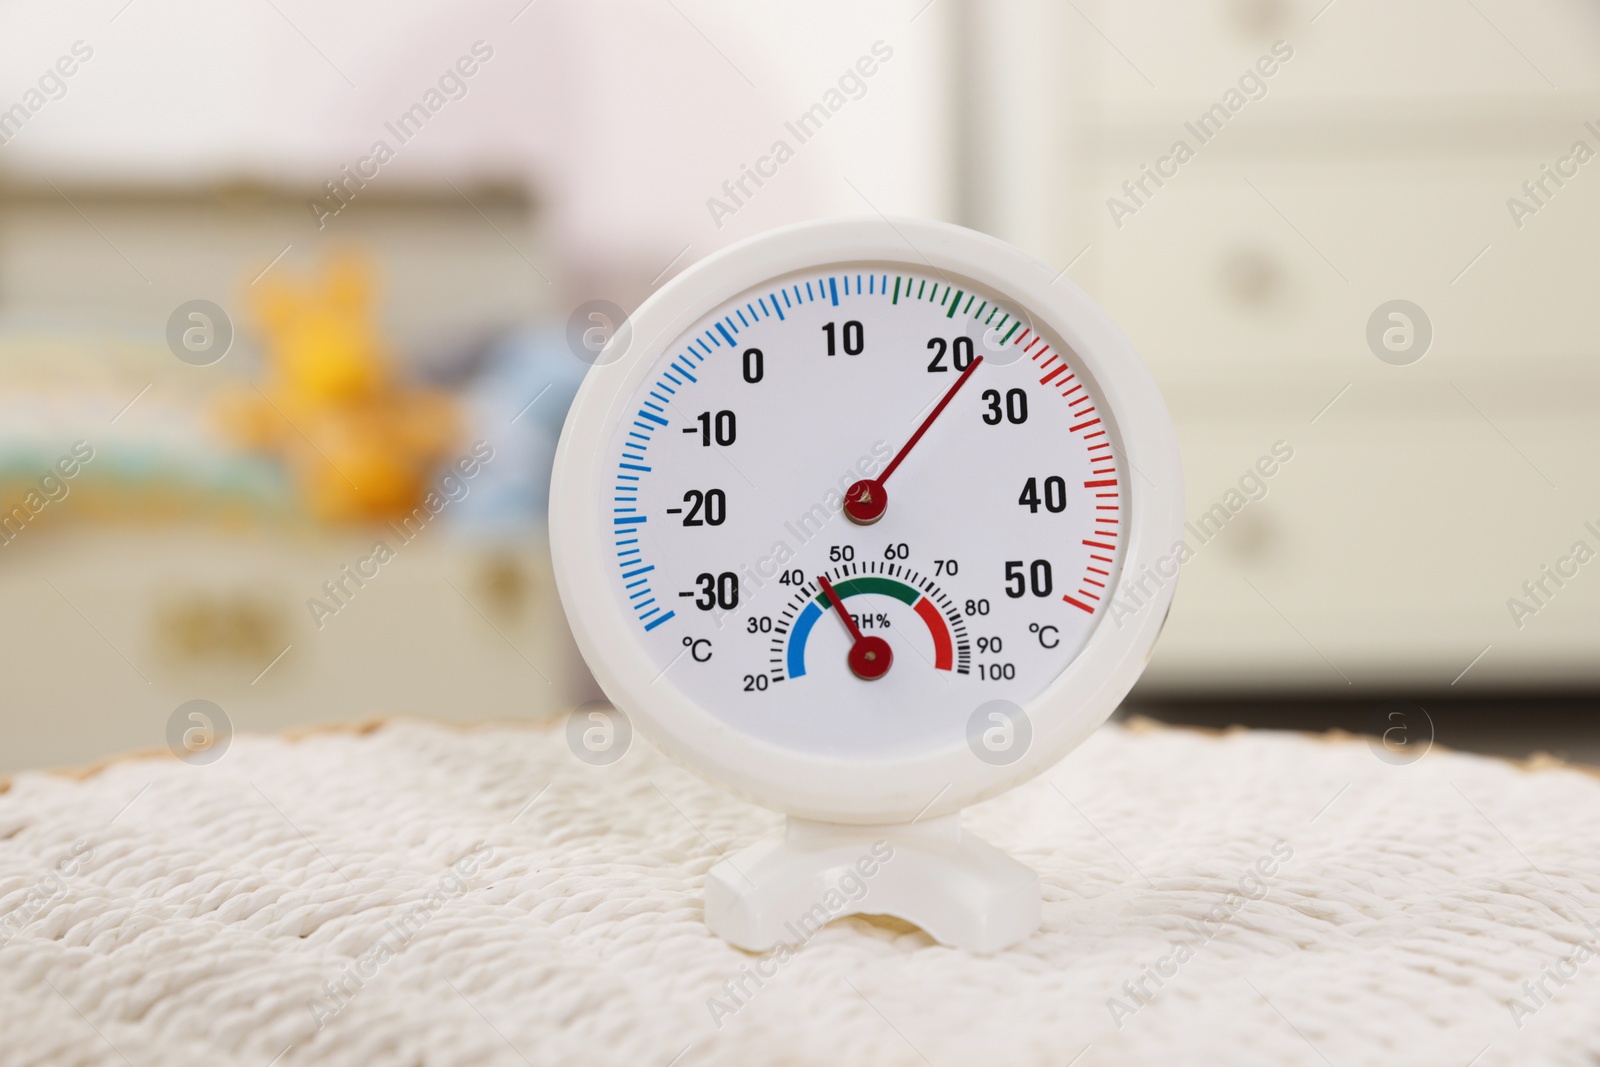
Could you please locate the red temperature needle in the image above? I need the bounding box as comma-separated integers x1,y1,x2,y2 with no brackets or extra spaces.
817,573,892,681
843,354,984,525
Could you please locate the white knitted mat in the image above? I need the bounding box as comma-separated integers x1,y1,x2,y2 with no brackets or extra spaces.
3,715,1599,1067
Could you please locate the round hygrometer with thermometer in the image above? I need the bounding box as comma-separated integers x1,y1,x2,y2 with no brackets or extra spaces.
551,218,1182,952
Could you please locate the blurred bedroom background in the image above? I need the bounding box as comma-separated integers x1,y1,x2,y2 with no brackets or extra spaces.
2,0,1598,772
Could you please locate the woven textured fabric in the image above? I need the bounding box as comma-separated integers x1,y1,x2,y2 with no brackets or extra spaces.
2,715,1598,1066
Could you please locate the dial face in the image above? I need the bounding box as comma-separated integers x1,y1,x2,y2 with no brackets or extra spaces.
601,264,1127,762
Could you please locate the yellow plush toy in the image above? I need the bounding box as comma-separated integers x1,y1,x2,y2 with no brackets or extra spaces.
224,251,459,523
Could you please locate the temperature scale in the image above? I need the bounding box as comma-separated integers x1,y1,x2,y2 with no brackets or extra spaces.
551,218,1182,952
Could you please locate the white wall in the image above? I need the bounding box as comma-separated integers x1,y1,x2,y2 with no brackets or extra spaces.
0,0,957,290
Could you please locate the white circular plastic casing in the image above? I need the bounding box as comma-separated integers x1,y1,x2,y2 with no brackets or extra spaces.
551,217,1183,825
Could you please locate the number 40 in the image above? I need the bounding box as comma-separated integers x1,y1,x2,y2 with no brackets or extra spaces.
1018,476,1067,514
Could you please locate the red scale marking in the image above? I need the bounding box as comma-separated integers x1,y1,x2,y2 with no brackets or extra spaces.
1015,346,1123,619
913,597,954,669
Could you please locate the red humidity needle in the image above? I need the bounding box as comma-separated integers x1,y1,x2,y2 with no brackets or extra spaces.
816,573,892,681
843,354,984,526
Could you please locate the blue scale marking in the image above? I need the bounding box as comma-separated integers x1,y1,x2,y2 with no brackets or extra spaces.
715,322,736,348
829,277,838,305
782,289,792,308
616,354,695,628
737,309,750,327
787,603,824,678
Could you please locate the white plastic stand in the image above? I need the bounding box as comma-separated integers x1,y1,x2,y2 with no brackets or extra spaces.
704,812,1040,954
